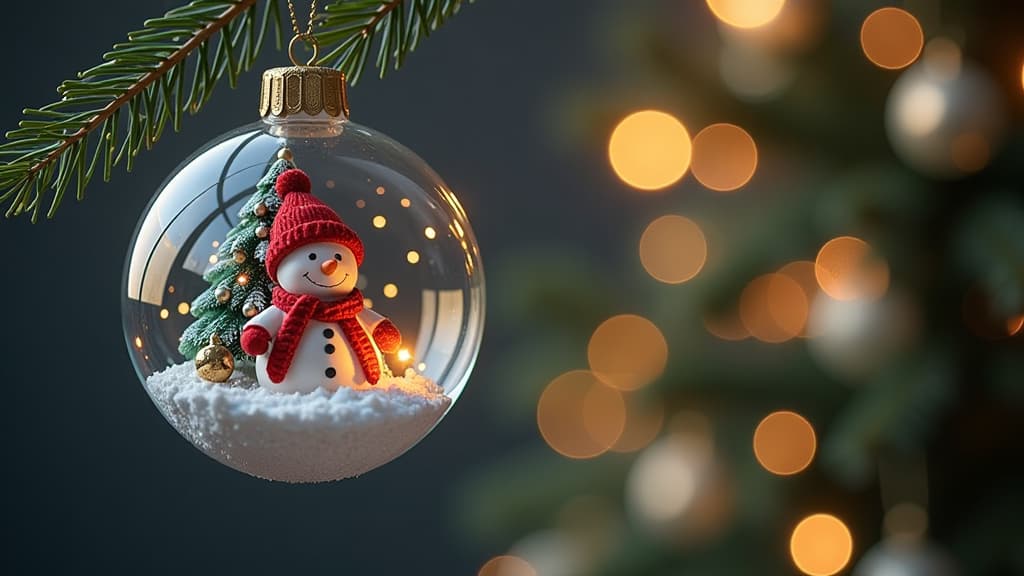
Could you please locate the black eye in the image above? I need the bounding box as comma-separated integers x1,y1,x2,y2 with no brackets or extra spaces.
334,253,342,261
307,253,317,260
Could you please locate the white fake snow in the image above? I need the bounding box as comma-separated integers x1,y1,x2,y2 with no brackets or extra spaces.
145,362,451,483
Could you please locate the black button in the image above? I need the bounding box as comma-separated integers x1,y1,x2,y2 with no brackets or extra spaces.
323,328,334,338
324,344,335,354
325,367,336,378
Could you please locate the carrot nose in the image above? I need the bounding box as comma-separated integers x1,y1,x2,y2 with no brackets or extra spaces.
320,259,338,275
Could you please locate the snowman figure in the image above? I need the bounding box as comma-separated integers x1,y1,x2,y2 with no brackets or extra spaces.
240,168,402,394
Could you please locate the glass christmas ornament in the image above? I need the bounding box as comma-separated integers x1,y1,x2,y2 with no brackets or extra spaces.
122,63,484,482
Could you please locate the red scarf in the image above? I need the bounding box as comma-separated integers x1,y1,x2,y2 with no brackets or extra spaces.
268,287,381,385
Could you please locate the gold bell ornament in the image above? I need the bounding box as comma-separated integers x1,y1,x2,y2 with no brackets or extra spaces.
194,334,235,382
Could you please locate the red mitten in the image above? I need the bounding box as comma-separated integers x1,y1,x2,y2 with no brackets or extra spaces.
372,320,402,354
241,325,272,356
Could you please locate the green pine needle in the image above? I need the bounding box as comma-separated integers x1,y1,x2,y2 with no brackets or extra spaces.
0,0,474,222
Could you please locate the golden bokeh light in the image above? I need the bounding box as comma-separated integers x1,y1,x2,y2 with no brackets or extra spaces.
691,123,758,192
208,254,218,264
608,110,692,191
376,185,386,195
372,215,387,229
950,131,991,173
588,315,669,390
1008,314,1024,336
704,310,750,341
777,260,821,338
639,215,707,284
706,0,785,29
325,179,335,189
159,308,169,320
740,273,808,343
383,283,398,298
400,198,411,208
537,370,626,459
407,250,421,264
134,336,143,349
177,302,190,315
790,514,853,576
815,236,890,301
424,226,437,239
397,348,412,363
860,7,924,70
356,199,366,208
753,410,816,475
612,393,665,453
478,555,537,576
236,274,249,286
363,297,374,309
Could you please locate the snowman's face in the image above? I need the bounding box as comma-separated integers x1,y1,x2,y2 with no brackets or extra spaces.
276,241,359,300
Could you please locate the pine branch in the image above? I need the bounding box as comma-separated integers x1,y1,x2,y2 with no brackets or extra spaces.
316,0,473,80
0,0,474,222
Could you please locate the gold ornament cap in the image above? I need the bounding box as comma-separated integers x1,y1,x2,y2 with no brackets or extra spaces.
259,65,350,120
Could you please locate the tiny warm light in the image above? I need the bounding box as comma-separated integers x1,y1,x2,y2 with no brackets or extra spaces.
383,283,398,298
159,308,170,320
777,260,821,338
376,185,386,195
424,226,437,239
815,236,890,301
608,110,692,191
363,297,374,309
706,0,785,29
397,348,412,362
208,254,218,264
478,555,537,576
639,215,707,284
950,132,991,173
789,514,853,576
884,502,928,540
407,250,421,264
1008,314,1024,336
537,370,626,459
372,215,387,229
860,7,924,70
612,394,665,453
211,240,220,248
739,273,808,343
753,410,816,475
690,123,758,192
134,336,143,349
236,274,249,286
400,198,411,208
177,302,190,315
167,285,175,294
325,179,335,189
588,314,669,390
355,199,366,208
417,362,427,372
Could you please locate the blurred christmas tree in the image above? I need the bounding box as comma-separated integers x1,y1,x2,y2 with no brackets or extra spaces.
462,1,1024,575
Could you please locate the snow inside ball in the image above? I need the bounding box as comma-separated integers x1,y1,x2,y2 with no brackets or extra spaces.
123,116,483,482
146,363,450,482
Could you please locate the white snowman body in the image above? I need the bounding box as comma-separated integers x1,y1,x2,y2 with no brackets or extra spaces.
246,241,389,394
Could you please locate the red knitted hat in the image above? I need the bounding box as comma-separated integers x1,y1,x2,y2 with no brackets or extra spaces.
264,168,364,282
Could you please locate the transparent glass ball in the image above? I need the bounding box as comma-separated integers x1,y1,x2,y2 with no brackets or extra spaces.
122,113,484,482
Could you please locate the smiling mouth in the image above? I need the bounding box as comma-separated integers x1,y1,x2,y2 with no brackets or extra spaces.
303,272,349,288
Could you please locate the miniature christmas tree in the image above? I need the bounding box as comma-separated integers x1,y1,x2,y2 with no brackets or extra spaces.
178,150,295,362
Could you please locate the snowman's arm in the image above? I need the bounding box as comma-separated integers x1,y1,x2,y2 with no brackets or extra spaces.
241,307,284,356
359,309,402,353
